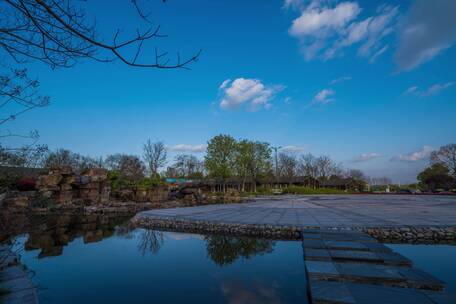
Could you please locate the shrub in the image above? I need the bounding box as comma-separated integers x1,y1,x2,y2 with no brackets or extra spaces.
107,170,134,192
136,177,165,190
282,186,347,195
16,177,37,191
108,170,165,192
0,172,20,192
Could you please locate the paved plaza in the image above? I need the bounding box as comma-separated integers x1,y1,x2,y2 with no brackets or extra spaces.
138,195,456,228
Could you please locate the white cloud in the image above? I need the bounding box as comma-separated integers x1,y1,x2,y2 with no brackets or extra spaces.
219,79,231,90
404,82,455,97
282,145,306,153
391,146,433,162
289,2,360,37
284,96,292,104
353,152,382,162
369,45,389,63
330,76,352,85
287,1,398,62
167,144,207,153
423,82,455,97
395,0,456,71
404,86,419,96
218,78,283,111
283,0,304,11
314,88,335,104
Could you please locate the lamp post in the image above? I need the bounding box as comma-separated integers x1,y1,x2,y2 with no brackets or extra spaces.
272,146,282,186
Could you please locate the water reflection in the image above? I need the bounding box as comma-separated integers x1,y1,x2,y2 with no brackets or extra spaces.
3,212,276,266
6,214,307,304
205,235,276,266
222,280,283,304
2,212,132,258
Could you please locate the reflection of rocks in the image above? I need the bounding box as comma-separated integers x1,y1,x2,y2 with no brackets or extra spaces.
2,212,134,259
83,230,104,244
38,246,63,258
205,235,275,266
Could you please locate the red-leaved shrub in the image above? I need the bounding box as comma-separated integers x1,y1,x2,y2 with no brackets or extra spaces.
16,177,37,191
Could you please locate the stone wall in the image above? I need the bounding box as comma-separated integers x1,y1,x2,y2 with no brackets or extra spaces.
36,166,110,205
362,227,456,244
113,186,169,203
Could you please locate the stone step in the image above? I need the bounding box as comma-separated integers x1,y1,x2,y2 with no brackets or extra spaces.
302,239,392,253
306,260,444,291
303,247,411,266
308,279,455,304
302,232,377,243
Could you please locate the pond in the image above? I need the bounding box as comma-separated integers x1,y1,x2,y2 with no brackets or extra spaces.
5,213,456,303
11,214,308,304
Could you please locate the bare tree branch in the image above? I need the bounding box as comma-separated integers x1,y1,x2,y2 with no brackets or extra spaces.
0,0,201,69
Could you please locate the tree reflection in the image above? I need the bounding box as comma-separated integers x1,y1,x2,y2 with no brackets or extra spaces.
205,235,275,266
137,229,164,256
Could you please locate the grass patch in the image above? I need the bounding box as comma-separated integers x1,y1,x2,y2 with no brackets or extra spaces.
281,186,348,195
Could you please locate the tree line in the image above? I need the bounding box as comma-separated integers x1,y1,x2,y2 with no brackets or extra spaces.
417,144,456,192
1,134,373,192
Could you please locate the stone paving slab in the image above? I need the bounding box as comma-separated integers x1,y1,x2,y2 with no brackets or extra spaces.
309,279,454,304
305,248,411,266
302,230,451,303
137,195,456,229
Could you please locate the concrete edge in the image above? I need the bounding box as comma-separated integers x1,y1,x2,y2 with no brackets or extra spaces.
130,214,456,244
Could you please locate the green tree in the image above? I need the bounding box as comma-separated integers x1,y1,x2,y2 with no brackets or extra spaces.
205,135,237,192
235,140,253,191
417,163,454,191
250,141,272,192
235,140,272,192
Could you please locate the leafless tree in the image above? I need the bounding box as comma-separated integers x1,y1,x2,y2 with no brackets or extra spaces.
0,143,48,167
369,176,392,186
430,144,456,178
0,0,201,69
142,139,167,178
105,153,145,180
345,169,367,182
297,153,318,188
278,153,297,183
44,148,100,171
1,1,201,157
168,154,204,179
0,66,50,150
315,155,334,182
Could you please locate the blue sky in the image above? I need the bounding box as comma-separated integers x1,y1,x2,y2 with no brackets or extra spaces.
4,0,456,183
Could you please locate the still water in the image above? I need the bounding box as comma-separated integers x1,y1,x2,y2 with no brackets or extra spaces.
7,213,456,303
387,244,456,294
14,215,307,304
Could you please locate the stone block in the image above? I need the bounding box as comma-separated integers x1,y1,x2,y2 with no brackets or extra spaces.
37,173,62,187
324,241,368,251
305,248,331,261
308,279,356,304
329,250,383,263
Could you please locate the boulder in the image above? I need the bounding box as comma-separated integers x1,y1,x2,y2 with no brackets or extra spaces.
81,168,108,182
37,173,62,188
